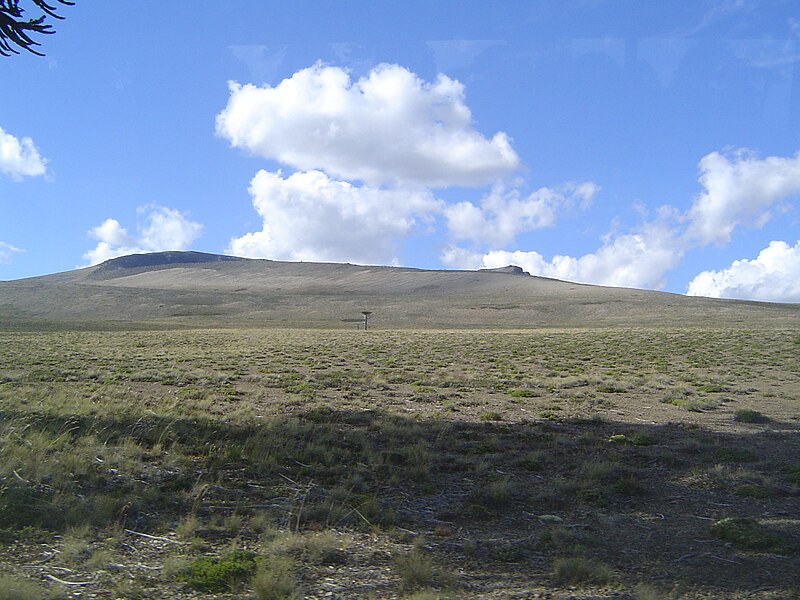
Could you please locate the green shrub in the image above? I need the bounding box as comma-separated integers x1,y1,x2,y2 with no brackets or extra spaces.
608,433,654,446
508,388,540,398
515,450,545,471
467,477,516,512
552,556,612,584
734,409,767,423
735,484,769,499
0,483,64,531
715,447,758,462
479,411,502,422
631,433,655,446
612,474,646,496
711,517,789,552
539,410,561,420
492,542,527,562
697,384,727,393
786,464,800,485
596,383,627,393
178,550,257,591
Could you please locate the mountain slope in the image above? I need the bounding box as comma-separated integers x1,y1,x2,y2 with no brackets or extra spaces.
1,251,797,328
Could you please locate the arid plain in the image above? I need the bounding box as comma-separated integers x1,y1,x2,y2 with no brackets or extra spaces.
1,252,798,599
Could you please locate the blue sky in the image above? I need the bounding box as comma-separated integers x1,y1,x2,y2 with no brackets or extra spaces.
2,1,800,301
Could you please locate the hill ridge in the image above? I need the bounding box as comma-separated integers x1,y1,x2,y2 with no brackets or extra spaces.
0,251,797,328
88,251,247,281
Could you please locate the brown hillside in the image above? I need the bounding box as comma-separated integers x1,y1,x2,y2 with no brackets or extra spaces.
0,251,797,328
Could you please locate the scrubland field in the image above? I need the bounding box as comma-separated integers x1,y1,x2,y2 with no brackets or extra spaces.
1,325,799,599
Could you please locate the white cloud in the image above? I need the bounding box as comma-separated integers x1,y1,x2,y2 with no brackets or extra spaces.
438,149,800,297
137,205,203,251
686,240,800,302
215,62,800,303
229,169,441,264
215,62,519,187
90,218,136,248
686,150,800,246
83,205,203,265
0,126,47,179
444,222,682,290
440,246,485,270
445,181,598,245
84,219,134,265
0,241,22,263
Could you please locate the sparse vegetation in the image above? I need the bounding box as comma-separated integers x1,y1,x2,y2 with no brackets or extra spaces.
0,325,798,598
0,575,47,600
252,555,301,600
634,583,672,600
393,547,455,591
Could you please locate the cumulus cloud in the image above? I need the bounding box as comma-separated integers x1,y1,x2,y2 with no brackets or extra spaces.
215,62,519,187
0,241,23,263
445,181,598,246
440,246,485,270
440,149,800,297
83,205,203,265
229,169,441,264
686,240,800,302
686,150,800,246
215,60,800,303
0,126,47,179
443,222,682,290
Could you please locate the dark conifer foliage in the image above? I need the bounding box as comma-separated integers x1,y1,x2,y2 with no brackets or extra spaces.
0,0,74,56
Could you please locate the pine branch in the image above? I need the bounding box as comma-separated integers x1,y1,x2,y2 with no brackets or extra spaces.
0,0,74,56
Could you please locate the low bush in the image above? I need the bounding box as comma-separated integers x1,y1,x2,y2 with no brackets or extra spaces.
394,548,454,591
177,550,258,592
0,575,46,600
734,409,767,423
552,556,612,584
711,517,790,552
697,384,728,393
735,484,770,498
394,549,436,590
715,447,758,462
252,555,301,600
786,464,800,485
508,388,540,398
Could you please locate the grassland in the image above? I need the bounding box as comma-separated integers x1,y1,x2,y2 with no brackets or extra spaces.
0,325,799,599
